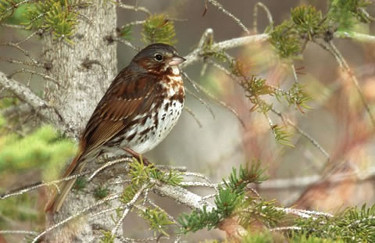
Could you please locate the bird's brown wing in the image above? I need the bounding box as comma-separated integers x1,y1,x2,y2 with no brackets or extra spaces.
81,70,161,156
45,69,162,212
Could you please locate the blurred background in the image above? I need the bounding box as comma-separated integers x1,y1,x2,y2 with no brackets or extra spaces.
1,0,375,241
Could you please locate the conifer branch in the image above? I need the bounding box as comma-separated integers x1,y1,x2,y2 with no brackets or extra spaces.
0,71,70,135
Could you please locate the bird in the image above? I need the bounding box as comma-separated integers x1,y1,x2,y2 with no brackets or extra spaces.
45,43,186,213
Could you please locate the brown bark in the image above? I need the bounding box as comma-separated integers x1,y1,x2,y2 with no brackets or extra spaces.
43,1,118,242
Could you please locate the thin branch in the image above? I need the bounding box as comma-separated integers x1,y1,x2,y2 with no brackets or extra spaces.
32,194,120,243
143,198,179,224
277,207,333,219
253,2,274,33
113,36,139,51
16,30,40,45
270,226,302,232
2,42,39,65
153,181,215,211
182,33,269,68
197,28,214,50
0,57,44,68
290,64,299,83
115,0,151,16
183,171,214,184
314,40,375,128
0,23,28,29
207,0,249,34
183,106,203,128
111,184,147,236
8,68,60,87
88,157,132,181
0,71,70,136
0,230,38,235
119,20,146,30
185,86,215,119
335,31,375,43
271,108,330,160
180,181,219,188
0,171,91,200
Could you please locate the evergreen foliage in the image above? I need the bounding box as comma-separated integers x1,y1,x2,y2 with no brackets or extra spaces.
295,205,375,242
0,0,88,43
141,14,177,45
140,208,174,236
178,165,375,242
0,122,75,228
112,159,182,238
0,124,75,178
269,2,374,59
178,163,273,234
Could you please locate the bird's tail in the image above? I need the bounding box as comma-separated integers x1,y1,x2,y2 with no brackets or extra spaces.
45,151,85,213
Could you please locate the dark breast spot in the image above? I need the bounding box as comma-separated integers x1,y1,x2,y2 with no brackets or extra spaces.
127,132,136,141
164,102,170,111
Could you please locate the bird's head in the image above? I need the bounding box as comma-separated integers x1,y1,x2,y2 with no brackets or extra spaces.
132,43,185,74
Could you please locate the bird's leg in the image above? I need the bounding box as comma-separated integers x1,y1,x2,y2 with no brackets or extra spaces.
122,147,152,166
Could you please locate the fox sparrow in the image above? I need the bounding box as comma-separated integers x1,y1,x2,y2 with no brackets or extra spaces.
45,43,185,212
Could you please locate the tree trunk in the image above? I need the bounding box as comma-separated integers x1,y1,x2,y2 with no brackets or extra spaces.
44,0,117,138
44,1,119,242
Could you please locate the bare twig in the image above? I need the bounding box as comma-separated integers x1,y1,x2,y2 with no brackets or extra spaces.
16,30,40,45
153,181,215,211
182,33,269,68
0,57,44,68
180,181,219,188
113,36,139,51
253,2,274,33
270,226,302,232
115,0,151,16
144,198,179,224
271,108,330,160
8,68,60,87
184,106,203,128
314,40,375,128
32,194,120,243
0,171,91,200
1,23,28,29
3,42,39,65
290,64,299,83
207,0,249,34
277,207,333,219
335,31,375,43
0,230,38,235
111,184,147,236
88,157,132,181
185,86,215,119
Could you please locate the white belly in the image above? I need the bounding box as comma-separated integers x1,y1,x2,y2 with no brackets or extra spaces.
125,98,184,154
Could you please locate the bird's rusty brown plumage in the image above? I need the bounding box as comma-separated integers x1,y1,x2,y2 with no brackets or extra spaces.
45,43,185,212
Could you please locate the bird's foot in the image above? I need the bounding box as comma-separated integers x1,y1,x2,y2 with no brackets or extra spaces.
122,147,152,166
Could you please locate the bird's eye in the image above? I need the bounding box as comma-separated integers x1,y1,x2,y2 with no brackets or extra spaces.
154,53,163,61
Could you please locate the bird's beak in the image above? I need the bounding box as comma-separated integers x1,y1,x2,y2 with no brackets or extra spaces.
168,55,186,66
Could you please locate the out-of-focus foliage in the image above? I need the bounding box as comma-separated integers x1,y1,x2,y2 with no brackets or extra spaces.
0,120,75,228
328,0,373,30
269,2,374,60
0,124,75,177
141,14,177,45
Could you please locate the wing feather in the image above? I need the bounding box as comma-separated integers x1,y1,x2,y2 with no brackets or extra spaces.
80,69,160,155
